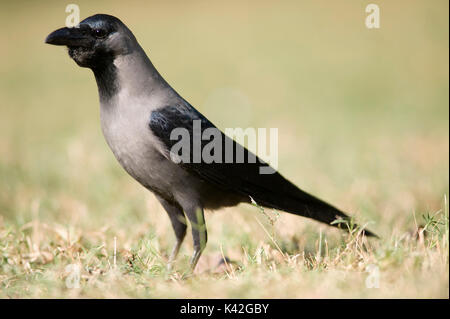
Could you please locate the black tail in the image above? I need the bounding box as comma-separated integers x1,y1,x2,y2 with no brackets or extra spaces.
249,177,378,238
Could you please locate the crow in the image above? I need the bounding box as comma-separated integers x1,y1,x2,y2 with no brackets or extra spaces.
45,14,376,270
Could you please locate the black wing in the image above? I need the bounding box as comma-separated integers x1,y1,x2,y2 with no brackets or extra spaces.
149,104,377,236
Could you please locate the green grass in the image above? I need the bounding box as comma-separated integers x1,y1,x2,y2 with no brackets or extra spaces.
0,0,448,298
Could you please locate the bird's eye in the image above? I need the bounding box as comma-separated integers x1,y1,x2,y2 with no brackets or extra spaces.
93,28,107,38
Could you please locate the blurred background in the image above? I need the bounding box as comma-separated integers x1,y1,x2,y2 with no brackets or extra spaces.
0,0,448,298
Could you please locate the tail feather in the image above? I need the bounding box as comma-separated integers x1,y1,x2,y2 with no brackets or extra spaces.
251,186,378,238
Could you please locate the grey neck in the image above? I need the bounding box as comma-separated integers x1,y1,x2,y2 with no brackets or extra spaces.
93,46,169,104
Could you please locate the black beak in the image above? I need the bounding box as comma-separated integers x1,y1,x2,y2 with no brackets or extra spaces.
45,27,92,47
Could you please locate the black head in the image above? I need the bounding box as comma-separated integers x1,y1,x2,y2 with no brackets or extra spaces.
45,14,136,69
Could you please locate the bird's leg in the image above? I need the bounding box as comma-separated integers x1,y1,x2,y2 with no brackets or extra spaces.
184,205,207,271
156,196,187,270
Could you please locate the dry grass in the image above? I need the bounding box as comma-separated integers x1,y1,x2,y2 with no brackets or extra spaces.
0,197,448,298
0,0,448,298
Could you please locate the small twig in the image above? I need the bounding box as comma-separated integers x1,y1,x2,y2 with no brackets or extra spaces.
113,236,117,269
254,217,285,258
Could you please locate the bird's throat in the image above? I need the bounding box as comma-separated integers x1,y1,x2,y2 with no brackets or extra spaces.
92,61,119,103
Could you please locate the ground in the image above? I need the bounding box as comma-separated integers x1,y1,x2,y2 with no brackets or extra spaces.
0,0,448,298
